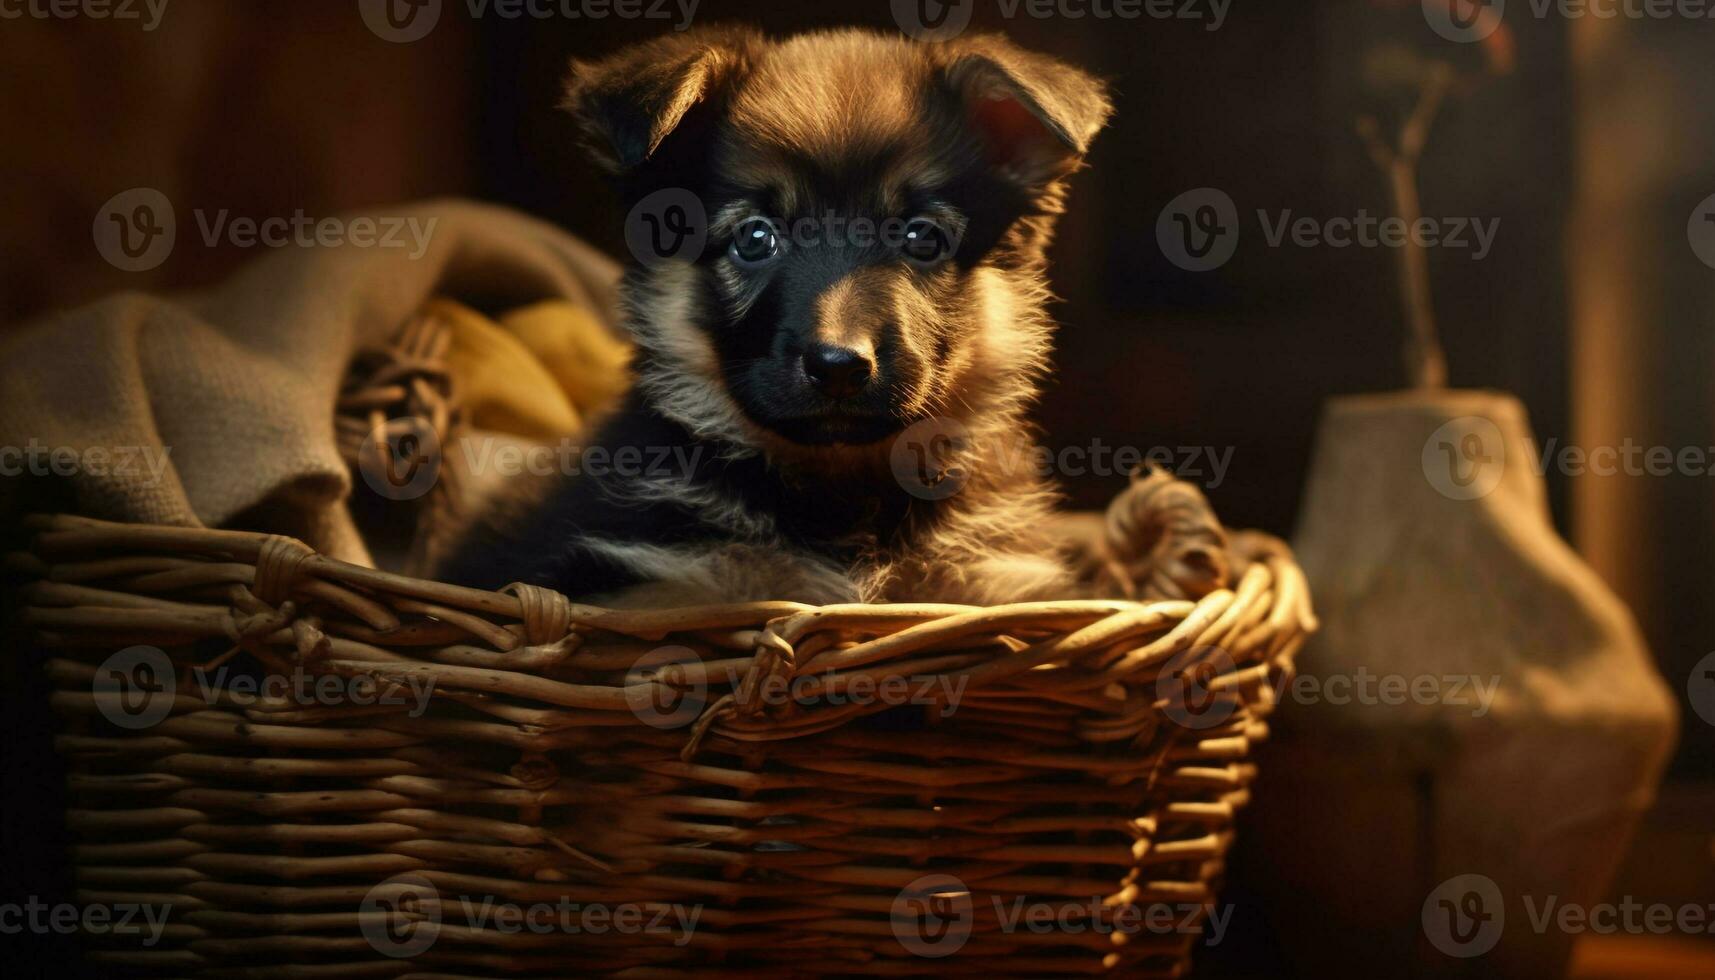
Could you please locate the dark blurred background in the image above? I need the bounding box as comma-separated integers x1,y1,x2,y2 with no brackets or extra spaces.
2,0,1710,975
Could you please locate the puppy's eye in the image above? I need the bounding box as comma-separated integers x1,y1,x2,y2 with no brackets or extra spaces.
901,218,954,266
729,217,782,268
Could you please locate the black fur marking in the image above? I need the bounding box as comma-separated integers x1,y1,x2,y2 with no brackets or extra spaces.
440,388,936,597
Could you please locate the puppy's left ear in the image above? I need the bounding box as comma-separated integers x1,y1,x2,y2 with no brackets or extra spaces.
941,36,1112,192
562,26,761,174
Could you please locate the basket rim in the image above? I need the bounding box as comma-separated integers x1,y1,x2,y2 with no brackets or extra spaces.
15,511,1319,640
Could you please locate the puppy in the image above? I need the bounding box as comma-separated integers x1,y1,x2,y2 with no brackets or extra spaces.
442,27,1111,607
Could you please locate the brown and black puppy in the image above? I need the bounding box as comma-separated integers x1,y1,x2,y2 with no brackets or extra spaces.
443,27,1110,606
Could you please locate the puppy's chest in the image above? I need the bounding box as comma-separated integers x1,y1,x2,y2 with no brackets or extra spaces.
709,470,923,559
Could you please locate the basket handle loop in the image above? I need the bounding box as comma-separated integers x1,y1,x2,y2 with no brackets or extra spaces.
255,534,315,607
504,582,575,647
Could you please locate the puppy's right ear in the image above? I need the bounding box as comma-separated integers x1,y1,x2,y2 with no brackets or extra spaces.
562,27,761,174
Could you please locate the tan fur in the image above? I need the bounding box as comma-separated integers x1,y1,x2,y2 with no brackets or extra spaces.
557,28,1111,606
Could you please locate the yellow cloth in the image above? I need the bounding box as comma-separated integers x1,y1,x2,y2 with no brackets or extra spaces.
432,297,632,441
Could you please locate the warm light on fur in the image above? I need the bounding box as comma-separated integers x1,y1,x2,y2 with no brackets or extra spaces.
443,27,1111,605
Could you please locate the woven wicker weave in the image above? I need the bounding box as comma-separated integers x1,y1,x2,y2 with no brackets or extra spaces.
6,305,1315,976
15,509,1313,978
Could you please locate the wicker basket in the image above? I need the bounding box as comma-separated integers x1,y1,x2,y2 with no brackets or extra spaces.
14,509,1312,978
7,304,1314,977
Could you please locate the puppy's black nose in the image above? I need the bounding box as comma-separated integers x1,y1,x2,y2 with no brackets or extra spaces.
802,344,874,399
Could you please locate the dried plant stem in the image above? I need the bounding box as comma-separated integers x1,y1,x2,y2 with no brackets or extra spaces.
1358,64,1453,390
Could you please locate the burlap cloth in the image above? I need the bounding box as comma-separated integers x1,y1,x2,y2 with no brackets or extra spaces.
0,199,621,565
